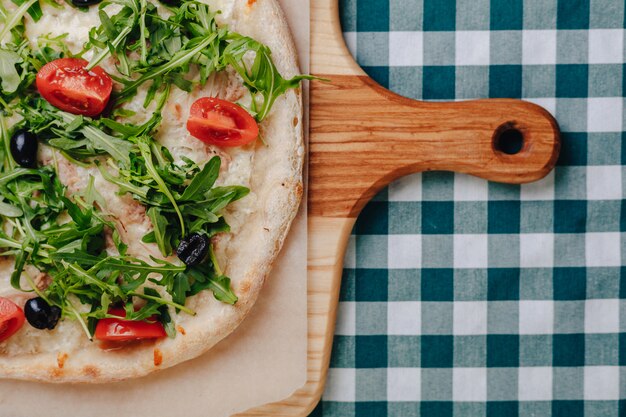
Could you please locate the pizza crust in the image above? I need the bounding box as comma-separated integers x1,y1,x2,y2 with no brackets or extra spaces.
0,0,304,382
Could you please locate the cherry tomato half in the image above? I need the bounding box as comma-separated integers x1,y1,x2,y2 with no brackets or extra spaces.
36,58,113,117
0,297,25,342
186,97,259,147
95,308,166,342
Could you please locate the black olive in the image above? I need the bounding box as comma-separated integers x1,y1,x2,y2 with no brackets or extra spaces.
24,297,61,330
176,233,210,266
71,0,102,6
158,0,181,6
10,129,38,168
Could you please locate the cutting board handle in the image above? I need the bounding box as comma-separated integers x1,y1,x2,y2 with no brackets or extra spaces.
309,1,560,219
309,75,560,217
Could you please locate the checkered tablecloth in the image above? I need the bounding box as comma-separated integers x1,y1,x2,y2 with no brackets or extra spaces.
309,1,626,416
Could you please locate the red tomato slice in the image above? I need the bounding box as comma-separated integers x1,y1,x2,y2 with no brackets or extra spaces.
36,58,113,117
186,97,259,147
95,308,166,342
0,297,25,342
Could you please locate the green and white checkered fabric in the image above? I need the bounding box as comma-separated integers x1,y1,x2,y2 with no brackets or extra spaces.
309,1,626,416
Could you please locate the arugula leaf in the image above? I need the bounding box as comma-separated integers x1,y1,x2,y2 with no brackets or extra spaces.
112,229,127,256
146,206,171,256
61,196,92,228
159,305,176,338
171,272,191,307
16,98,135,163
222,35,316,121
116,33,218,103
179,156,220,201
131,287,194,315
204,186,250,212
0,200,22,217
181,205,218,223
137,139,185,234
9,246,27,291
57,112,135,165
86,10,135,71
188,270,237,305
49,250,102,267
0,49,22,94
207,275,238,304
0,0,38,41
97,162,150,198
0,167,38,184
11,0,42,21
80,175,106,208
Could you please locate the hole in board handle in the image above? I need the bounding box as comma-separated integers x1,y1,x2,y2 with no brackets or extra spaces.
493,123,525,155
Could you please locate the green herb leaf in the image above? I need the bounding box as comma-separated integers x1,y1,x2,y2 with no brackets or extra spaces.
0,49,22,94
117,33,218,103
12,0,42,21
159,305,176,338
146,206,171,256
222,35,316,121
179,156,220,201
9,246,28,291
138,139,185,235
58,112,135,165
171,272,191,307
80,175,106,208
0,0,38,40
0,200,22,217
207,275,237,304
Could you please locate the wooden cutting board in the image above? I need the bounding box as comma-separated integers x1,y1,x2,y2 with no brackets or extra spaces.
237,0,560,415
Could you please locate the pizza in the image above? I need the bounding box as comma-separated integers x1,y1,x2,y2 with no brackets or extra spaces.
0,0,306,382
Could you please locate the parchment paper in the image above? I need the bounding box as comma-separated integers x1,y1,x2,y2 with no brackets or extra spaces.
0,1,309,415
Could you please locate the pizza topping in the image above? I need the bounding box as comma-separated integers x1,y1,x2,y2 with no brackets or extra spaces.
0,0,41,42
71,0,102,7
10,129,38,168
0,0,308,342
24,297,61,330
157,0,180,6
75,0,314,119
36,58,112,117
187,98,259,147
95,308,166,342
0,122,239,339
176,233,210,266
0,297,25,342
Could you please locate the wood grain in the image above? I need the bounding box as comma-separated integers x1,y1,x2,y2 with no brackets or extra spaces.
309,75,560,218
238,0,560,415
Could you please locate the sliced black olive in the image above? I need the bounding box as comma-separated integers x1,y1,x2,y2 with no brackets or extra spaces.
176,233,210,266
24,297,61,330
158,0,181,6
71,0,102,6
10,129,38,168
